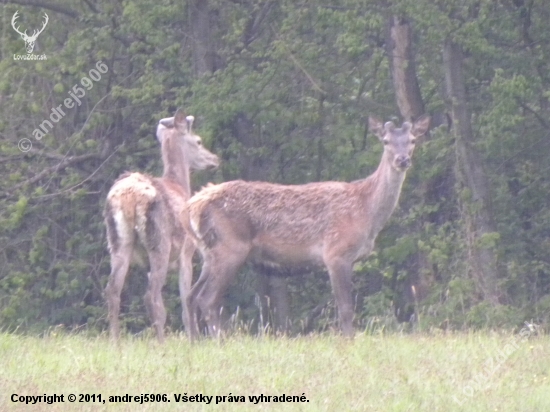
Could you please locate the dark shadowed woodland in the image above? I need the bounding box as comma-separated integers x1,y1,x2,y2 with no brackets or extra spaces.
1,0,550,335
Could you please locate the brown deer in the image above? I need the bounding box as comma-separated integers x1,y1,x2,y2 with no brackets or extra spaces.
185,115,430,338
104,109,219,342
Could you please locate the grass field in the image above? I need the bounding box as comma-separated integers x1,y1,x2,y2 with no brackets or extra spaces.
1,329,549,411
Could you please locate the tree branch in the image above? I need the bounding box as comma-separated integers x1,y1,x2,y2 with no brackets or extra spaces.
82,0,99,14
4,0,79,18
516,98,549,129
36,146,121,199
7,153,99,194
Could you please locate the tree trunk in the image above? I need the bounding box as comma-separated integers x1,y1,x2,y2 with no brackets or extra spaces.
255,267,291,334
189,0,215,76
443,38,500,304
386,16,429,321
387,16,425,121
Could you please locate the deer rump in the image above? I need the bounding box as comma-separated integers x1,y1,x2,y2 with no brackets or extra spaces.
105,171,187,268
189,178,377,267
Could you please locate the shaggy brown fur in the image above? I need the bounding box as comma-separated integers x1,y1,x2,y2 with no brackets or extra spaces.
104,109,219,342
186,115,430,338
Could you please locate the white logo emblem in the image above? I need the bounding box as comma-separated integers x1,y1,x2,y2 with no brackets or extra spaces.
11,10,49,54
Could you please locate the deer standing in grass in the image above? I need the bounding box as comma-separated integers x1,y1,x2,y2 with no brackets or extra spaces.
104,109,219,342
185,115,430,338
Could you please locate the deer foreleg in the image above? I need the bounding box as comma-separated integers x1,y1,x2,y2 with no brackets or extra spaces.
325,256,355,337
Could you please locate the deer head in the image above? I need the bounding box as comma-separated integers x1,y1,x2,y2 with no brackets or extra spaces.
11,11,49,54
156,109,219,171
175,110,220,171
369,115,430,172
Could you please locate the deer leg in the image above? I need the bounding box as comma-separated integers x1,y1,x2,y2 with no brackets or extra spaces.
144,247,170,343
186,267,208,340
195,243,250,338
178,236,195,334
105,242,134,341
324,256,355,337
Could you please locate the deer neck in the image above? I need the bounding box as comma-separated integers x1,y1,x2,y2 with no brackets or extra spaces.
161,137,191,195
359,154,407,234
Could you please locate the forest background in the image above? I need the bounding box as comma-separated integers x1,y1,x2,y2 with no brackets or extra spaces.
1,0,549,335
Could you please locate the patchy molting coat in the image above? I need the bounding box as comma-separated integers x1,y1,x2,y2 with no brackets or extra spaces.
185,115,430,338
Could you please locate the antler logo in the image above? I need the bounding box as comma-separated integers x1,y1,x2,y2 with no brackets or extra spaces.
11,10,49,54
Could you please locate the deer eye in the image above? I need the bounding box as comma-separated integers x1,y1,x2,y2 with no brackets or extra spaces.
383,139,389,145
410,139,416,144
196,140,202,146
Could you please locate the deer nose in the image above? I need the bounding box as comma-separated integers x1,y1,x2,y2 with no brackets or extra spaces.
208,156,220,170
396,155,411,169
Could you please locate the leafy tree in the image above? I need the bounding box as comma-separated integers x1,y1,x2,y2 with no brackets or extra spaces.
1,0,550,335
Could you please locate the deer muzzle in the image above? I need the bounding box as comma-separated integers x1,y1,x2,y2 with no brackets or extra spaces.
395,155,411,170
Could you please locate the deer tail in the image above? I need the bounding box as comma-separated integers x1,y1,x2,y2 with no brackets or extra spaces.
105,173,156,252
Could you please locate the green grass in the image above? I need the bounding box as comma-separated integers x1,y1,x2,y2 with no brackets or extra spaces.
1,330,549,411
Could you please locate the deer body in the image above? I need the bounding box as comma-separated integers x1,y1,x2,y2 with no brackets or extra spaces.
186,116,429,338
104,109,219,342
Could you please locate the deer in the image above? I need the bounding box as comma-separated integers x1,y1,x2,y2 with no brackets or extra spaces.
184,115,430,339
11,11,49,54
104,108,219,342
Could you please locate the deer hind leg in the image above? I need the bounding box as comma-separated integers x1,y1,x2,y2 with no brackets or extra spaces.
186,258,212,340
178,236,195,334
105,241,134,341
194,242,251,338
143,243,170,343
324,254,355,337
186,274,204,340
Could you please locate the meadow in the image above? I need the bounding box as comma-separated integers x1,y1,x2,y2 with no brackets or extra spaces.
1,329,549,411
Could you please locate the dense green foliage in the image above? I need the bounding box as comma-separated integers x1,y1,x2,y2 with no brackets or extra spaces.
1,0,550,334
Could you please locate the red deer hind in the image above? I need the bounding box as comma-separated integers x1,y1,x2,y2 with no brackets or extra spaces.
185,115,430,338
104,109,219,342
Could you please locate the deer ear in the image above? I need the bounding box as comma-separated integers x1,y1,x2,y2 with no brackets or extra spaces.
411,115,431,137
186,116,195,133
369,116,385,140
174,108,188,131
384,121,396,133
159,117,174,128
156,122,168,142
